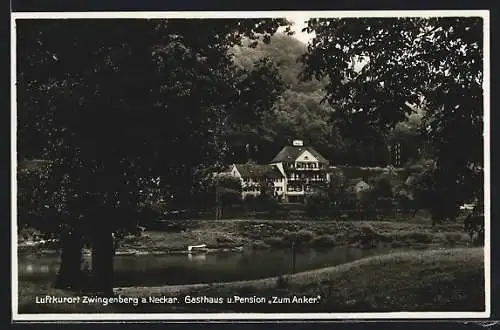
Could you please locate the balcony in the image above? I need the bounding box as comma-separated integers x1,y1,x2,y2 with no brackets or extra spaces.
287,177,306,181
288,177,325,183
309,178,326,182
294,167,321,171
286,190,305,196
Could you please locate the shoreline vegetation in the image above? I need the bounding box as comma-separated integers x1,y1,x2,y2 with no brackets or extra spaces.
18,218,472,256
17,218,484,313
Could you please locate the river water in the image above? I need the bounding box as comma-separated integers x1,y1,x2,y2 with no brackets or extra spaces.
18,246,408,287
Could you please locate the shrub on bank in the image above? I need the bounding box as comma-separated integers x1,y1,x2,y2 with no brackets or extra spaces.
284,229,315,243
394,231,434,244
19,227,43,242
439,232,468,247
305,192,332,216
276,275,289,289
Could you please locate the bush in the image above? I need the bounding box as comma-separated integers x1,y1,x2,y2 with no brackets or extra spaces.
276,275,289,289
258,195,280,213
245,193,279,213
372,176,393,198
397,194,415,211
305,193,331,217
19,227,42,242
442,233,465,247
348,224,383,246
220,190,242,206
397,231,434,244
216,174,242,192
283,229,315,244
296,229,315,242
243,195,256,203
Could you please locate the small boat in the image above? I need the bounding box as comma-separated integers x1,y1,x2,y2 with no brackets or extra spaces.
187,244,208,254
115,250,137,256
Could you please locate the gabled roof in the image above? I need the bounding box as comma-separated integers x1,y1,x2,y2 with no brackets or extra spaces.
271,146,329,164
234,164,285,179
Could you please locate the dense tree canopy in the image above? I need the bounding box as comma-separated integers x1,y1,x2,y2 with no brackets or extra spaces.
228,34,339,163
18,18,291,219
17,18,291,290
229,32,422,166
301,17,484,221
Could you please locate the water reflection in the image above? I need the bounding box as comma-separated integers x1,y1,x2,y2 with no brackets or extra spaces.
188,253,207,262
19,262,59,274
18,246,404,287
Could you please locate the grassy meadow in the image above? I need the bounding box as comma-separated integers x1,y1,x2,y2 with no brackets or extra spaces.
18,247,484,313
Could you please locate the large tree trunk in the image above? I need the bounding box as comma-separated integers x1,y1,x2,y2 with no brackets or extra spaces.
91,228,115,295
54,229,83,290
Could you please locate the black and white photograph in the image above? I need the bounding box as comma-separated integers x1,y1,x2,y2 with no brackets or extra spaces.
12,10,489,321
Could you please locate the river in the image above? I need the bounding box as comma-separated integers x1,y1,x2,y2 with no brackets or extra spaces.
17,246,412,287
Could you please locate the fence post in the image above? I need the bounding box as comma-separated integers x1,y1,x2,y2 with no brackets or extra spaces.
215,188,222,220
291,241,296,274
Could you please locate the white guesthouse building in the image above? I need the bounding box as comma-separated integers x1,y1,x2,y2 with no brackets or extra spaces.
229,140,331,203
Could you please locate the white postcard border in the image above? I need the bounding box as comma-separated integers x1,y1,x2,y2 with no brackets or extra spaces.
11,9,491,321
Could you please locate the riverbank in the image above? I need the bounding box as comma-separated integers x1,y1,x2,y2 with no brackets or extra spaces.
116,219,471,254
18,219,471,255
18,247,484,313
117,247,484,313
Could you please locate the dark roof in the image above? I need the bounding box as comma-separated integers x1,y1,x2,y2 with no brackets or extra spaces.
270,146,329,164
234,164,284,179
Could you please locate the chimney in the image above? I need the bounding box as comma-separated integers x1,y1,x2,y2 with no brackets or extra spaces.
292,140,304,147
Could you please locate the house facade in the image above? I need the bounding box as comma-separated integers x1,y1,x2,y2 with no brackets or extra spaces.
230,163,285,200
230,140,330,203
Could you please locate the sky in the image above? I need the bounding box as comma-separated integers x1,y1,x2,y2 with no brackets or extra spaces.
283,15,367,71
284,14,315,44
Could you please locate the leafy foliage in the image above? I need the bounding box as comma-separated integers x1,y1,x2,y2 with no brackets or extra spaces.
305,191,331,217
17,19,292,290
301,17,484,221
17,161,61,234
229,34,343,164
18,19,291,230
215,174,243,193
